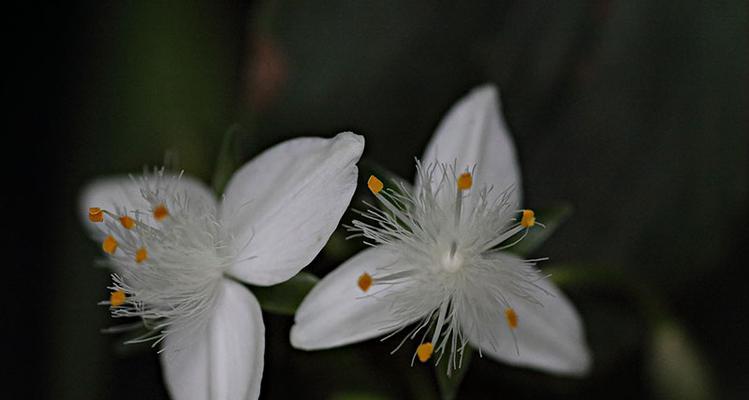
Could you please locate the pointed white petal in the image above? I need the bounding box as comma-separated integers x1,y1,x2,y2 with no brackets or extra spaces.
222,132,364,286
79,174,216,240
161,279,265,400
290,246,404,350
466,271,592,377
421,85,522,207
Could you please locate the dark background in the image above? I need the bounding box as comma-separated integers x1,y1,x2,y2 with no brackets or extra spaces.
4,1,747,399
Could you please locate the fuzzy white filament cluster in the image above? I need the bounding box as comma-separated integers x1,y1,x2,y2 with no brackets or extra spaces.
350,162,547,374
101,169,235,350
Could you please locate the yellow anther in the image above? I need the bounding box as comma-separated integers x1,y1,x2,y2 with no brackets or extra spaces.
357,272,373,292
135,247,148,263
88,207,104,223
102,235,118,254
505,308,518,329
367,175,384,194
120,215,135,229
457,172,473,190
520,209,536,228
153,204,169,221
416,342,434,363
110,289,126,307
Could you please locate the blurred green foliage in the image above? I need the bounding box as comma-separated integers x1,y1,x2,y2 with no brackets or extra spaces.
45,0,747,399
250,272,319,316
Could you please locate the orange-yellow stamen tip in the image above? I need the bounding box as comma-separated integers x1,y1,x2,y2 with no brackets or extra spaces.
120,215,135,229
367,175,384,194
505,308,518,329
416,342,434,363
520,209,536,228
153,204,169,221
88,207,104,223
135,247,148,263
102,235,118,254
110,289,126,307
457,172,473,190
357,272,373,292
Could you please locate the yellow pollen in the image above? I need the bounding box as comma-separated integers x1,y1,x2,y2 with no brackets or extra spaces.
357,272,373,292
88,207,104,223
367,175,384,194
102,235,118,254
135,247,148,263
520,209,536,228
153,204,169,221
416,342,434,362
505,308,518,329
110,290,126,307
119,215,135,229
457,172,473,190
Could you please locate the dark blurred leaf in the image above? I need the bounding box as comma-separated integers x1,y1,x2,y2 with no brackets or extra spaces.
435,346,474,400
544,263,625,290
323,230,361,263
211,124,244,194
249,272,319,315
544,263,664,318
542,261,717,400
648,320,717,400
509,204,573,257
329,392,392,400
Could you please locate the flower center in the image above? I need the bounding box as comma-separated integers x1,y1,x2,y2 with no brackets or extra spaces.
440,242,464,273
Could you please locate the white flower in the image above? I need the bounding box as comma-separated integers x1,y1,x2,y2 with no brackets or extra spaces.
290,86,591,377
80,132,364,399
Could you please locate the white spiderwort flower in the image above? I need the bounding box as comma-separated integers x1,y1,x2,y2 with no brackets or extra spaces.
80,132,364,400
290,86,591,377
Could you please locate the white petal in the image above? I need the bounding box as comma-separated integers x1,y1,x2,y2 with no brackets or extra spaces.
466,273,592,376
421,85,522,207
222,132,364,286
79,174,216,240
290,246,404,350
161,279,265,400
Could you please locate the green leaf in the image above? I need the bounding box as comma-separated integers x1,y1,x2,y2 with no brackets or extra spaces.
648,320,717,400
323,230,361,262
211,124,244,195
329,393,392,400
508,203,573,257
435,346,474,400
545,262,717,398
249,272,319,315
544,262,672,327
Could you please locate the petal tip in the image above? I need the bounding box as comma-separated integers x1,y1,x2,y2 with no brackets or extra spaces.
570,344,594,377
333,131,365,156
288,324,311,350
467,83,500,107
